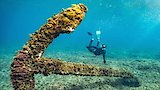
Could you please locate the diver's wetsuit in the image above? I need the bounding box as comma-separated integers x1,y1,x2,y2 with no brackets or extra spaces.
86,38,106,63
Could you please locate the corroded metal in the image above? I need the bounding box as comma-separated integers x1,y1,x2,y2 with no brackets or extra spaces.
10,4,140,90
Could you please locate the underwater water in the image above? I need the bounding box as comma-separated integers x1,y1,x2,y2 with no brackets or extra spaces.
0,0,160,90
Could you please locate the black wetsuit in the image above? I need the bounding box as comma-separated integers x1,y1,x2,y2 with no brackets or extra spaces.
86,39,106,63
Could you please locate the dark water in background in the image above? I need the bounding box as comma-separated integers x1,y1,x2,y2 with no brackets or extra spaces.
0,0,160,58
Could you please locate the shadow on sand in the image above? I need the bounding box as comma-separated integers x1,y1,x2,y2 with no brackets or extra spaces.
69,77,141,90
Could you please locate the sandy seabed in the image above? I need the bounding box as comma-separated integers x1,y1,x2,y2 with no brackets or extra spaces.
0,50,160,90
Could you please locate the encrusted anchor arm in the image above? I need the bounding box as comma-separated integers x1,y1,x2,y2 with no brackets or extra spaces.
22,3,88,59
33,58,135,78
33,58,140,87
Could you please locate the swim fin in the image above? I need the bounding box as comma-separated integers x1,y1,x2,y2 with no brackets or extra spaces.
96,30,101,41
87,32,92,36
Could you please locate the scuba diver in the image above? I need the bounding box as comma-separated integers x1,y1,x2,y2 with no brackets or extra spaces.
86,30,106,64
